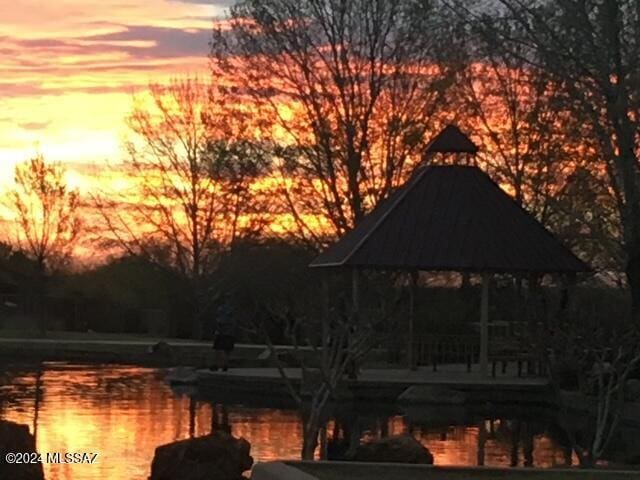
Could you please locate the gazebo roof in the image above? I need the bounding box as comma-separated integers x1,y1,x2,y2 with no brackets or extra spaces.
424,125,479,154
310,165,589,274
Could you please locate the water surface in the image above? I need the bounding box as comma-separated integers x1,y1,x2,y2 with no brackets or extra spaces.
0,363,577,480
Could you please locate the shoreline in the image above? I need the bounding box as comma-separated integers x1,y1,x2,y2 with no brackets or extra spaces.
0,334,271,368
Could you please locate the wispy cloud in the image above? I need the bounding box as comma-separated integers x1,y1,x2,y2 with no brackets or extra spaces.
0,0,223,164
18,121,53,131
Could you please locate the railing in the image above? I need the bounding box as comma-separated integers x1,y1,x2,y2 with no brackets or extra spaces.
401,329,543,377
411,334,479,371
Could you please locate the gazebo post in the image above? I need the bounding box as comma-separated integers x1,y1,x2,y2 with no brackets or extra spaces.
350,268,360,378
408,271,418,370
351,268,360,314
479,273,490,376
322,274,330,369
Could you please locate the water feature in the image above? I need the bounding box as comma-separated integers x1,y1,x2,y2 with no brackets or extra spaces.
0,362,581,480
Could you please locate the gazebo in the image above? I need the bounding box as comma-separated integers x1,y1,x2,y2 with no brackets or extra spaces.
310,125,589,375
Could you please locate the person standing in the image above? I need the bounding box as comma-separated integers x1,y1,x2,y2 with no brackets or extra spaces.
211,293,236,372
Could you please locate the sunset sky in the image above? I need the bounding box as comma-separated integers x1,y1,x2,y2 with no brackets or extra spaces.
1,0,232,184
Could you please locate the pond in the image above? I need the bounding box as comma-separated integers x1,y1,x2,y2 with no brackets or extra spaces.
0,362,580,480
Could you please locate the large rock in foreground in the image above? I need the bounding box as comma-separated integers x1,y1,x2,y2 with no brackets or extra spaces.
150,431,253,480
348,434,434,464
0,420,44,480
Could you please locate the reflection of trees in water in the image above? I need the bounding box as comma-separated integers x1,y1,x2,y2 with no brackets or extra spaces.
0,363,43,442
210,403,230,435
32,368,42,443
3,364,157,405
325,405,396,461
0,365,44,411
319,406,576,468
475,419,535,467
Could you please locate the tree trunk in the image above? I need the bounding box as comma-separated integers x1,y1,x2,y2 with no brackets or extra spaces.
191,276,206,339
577,451,595,469
35,268,46,335
301,392,330,460
301,413,321,460
625,240,640,323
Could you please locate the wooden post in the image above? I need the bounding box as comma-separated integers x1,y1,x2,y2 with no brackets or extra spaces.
408,272,418,370
351,269,360,314
321,275,330,370
188,396,196,438
480,273,490,376
477,420,487,466
349,269,360,379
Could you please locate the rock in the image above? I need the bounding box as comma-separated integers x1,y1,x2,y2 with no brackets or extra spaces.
166,367,197,385
397,385,466,405
626,379,640,402
148,341,173,358
0,420,44,480
348,434,434,464
149,431,253,480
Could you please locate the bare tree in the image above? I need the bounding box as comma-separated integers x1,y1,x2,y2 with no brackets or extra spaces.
7,154,81,332
458,41,621,271
546,318,640,467
449,0,640,318
8,154,81,274
94,78,270,337
254,273,403,460
211,0,464,245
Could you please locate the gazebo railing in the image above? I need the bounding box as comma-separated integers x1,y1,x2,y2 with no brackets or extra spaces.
411,334,479,372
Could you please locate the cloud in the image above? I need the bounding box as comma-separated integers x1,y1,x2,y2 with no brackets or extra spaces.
18,121,52,131
0,82,141,98
87,24,212,58
0,0,221,165
3,23,213,62
0,23,214,97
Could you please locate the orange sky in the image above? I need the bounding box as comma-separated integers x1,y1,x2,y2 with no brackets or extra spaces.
0,0,233,187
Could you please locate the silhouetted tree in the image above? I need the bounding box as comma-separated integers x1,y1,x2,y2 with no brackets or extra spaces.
6,154,81,332
546,314,640,467
450,0,640,319
211,0,465,244
256,274,403,460
94,78,270,337
8,155,80,273
458,30,620,272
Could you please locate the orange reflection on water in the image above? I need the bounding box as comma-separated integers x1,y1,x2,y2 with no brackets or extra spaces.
0,363,579,480
0,364,307,480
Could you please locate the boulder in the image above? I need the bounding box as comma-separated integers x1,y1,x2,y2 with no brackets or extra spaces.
397,385,466,405
149,431,253,480
166,367,198,385
348,434,434,464
148,341,173,358
0,420,44,480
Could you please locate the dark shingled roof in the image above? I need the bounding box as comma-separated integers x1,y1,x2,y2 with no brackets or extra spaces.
425,125,479,154
310,165,589,273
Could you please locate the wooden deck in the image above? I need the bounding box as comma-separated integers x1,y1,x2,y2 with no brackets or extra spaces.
195,364,551,404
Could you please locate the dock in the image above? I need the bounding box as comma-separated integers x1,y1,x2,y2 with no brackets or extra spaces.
196,365,551,404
